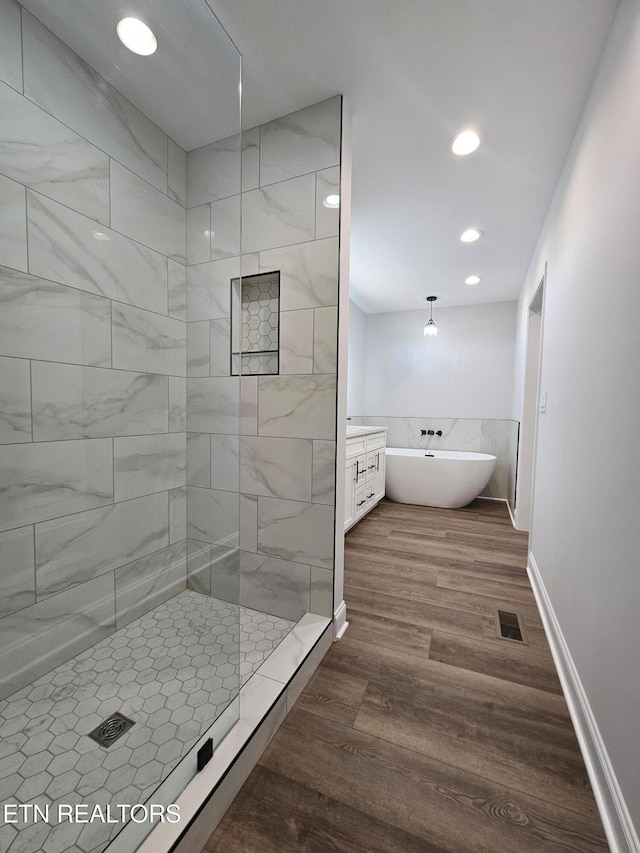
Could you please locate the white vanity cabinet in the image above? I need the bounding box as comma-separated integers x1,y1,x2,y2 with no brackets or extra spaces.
344,428,386,532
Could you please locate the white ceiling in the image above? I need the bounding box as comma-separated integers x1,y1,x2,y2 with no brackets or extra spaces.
210,0,618,313
25,0,619,314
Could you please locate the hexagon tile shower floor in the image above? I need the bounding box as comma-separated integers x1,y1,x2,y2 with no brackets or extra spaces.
0,591,294,853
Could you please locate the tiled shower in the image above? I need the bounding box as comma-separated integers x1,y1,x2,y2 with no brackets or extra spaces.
0,1,341,850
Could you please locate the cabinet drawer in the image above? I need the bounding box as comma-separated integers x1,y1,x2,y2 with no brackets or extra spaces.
366,431,386,451
346,436,367,458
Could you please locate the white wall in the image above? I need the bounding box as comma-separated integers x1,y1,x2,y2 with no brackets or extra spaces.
347,299,366,415
513,0,640,843
363,301,516,419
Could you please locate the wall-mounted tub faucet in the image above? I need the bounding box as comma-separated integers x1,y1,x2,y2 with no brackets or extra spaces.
420,429,443,437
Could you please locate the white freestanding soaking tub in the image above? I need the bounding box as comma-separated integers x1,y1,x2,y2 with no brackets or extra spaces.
385,448,497,508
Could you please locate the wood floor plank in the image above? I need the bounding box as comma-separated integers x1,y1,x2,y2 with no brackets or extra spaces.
346,608,433,659
259,709,607,853
343,584,486,639
296,665,369,727
429,629,562,694
436,568,539,605
346,561,544,623
206,764,450,853
351,650,597,817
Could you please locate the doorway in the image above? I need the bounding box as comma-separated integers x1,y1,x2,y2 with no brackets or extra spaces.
515,271,545,531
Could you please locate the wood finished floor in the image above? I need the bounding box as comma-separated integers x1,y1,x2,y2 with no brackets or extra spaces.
203,499,609,853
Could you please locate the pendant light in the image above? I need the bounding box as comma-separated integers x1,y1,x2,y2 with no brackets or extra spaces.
424,296,438,337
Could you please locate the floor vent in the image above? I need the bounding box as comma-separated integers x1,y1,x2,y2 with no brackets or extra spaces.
88,712,135,748
496,610,527,644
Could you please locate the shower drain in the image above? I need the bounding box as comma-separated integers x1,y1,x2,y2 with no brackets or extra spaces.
88,712,135,748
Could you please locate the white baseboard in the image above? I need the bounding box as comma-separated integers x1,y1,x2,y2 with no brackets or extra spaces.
527,553,639,853
333,600,349,640
506,499,517,529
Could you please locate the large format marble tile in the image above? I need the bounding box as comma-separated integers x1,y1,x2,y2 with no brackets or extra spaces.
186,487,239,547
22,12,167,191
241,127,260,192
0,526,35,618
240,496,258,553
187,258,234,322
110,162,186,262
211,434,239,492
0,0,22,91
0,356,31,444
0,173,27,272
259,98,341,185
243,174,315,254
312,439,336,505
187,134,241,208
115,541,187,629
0,266,111,366
240,376,258,437
168,260,187,321
188,320,211,377
210,318,231,377
27,192,168,314
188,432,211,489
168,140,187,208
0,438,113,532
310,566,334,618
169,485,186,544
187,538,211,596
187,377,239,434
112,303,186,377
279,309,313,374
0,79,109,222
209,545,240,604
186,204,211,266
240,436,312,501
35,491,169,597
114,433,187,502
313,306,338,373
210,195,241,260
32,363,168,440
257,496,334,569
0,573,115,702
260,237,338,311
240,552,309,621
316,166,340,239
169,376,187,432
258,374,337,439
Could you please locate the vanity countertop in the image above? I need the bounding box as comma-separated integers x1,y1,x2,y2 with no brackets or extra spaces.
346,425,388,438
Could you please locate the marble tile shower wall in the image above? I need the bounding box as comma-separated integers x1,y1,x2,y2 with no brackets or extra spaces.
0,3,189,700
184,97,342,624
349,416,519,501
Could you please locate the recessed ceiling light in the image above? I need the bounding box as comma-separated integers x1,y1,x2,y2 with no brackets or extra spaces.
460,228,483,243
117,18,157,56
450,129,483,156
92,231,111,242
323,194,340,209
465,275,482,285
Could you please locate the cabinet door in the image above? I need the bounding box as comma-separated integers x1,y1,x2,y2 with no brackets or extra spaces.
354,453,367,487
373,449,386,502
344,459,356,531
354,482,368,521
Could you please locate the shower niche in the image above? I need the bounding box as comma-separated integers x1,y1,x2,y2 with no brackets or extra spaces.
231,272,280,375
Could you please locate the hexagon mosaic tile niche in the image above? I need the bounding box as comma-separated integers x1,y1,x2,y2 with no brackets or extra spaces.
0,590,295,853
231,272,280,375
